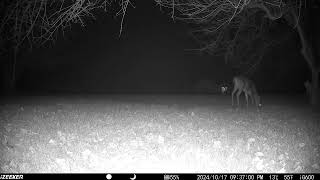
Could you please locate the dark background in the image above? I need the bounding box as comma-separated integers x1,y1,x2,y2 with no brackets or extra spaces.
7,1,313,94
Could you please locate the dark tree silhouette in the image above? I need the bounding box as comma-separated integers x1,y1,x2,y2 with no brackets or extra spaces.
155,0,320,105
0,0,132,94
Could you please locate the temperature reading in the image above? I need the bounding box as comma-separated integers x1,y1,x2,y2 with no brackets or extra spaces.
269,175,279,180
284,175,293,180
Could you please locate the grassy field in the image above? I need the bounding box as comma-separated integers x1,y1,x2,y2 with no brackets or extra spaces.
0,94,319,173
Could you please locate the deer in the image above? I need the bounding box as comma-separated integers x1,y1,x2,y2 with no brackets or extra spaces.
231,76,262,109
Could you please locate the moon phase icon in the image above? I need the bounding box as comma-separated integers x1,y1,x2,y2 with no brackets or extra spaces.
130,174,136,180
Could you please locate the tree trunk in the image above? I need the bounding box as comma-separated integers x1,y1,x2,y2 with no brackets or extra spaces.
294,12,319,106
1,48,17,96
310,68,319,105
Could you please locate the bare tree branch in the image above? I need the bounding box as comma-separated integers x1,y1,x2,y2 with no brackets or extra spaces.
0,0,132,51
155,0,303,74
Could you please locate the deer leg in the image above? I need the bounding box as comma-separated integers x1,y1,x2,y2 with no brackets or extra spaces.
245,93,249,108
236,90,242,107
231,88,237,107
248,94,253,105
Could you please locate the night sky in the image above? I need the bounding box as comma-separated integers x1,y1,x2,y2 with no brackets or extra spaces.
11,1,311,94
